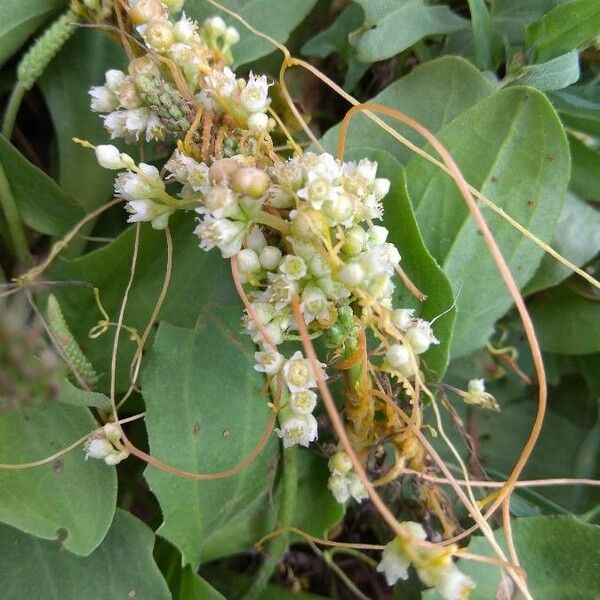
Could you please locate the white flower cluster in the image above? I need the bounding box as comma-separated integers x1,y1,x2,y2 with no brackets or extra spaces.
89,1,242,141
90,67,167,143
327,450,367,504
203,68,272,133
377,522,475,599
85,423,129,466
255,349,320,448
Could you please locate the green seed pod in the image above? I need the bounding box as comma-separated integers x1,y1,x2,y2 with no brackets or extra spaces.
17,11,78,90
134,74,193,136
46,294,98,386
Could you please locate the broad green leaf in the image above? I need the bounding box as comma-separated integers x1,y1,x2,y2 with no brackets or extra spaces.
142,319,278,566
524,194,600,294
526,0,600,62
301,4,368,91
57,378,111,410
40,30,125,212
407,87,569,357
174,566,227,600
529,283,600,355
490,0,569,45
320,56,498,165
549,85,600,137
0,509,171,600
185,0,318,68
0,134,84,236
349,0,468,63
0,0,63,67
347,148,456,378
568,135,600,201
505,51,580,91
425,517,600,598
50,214,224,393
0,400,116,556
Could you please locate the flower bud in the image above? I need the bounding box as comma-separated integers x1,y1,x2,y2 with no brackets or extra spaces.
405,320,439,354
386,344,411,370
95,145,135,170
369,225,389,245
247,111,269,134
128,56,160,78
323,192,354,225
372,177,390,199
129,0,166,25
289,389,317,415
237,248,261,274
144,18,175,52
223,26,240,47
209,158,239,183
245,225,267,252
85,438,114,460
348,473,368,502
390,308,415,331
173,16,197,43
329,451,352,475
204,16,227,37
231,167,271,199
342,225,367,255
161,0,185,13
328,472,350,503
259,245,282,270
338,262,364,287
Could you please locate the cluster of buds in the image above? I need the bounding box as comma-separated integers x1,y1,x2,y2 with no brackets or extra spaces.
377,522,475,600
327,450,367,504
85,422,129,465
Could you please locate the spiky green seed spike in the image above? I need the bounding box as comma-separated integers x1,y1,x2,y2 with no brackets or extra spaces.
17,11,78,90
47,294,98,386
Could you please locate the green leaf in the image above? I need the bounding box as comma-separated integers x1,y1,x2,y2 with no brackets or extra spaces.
490,0,566,46
568,135,600,201
57,378,111,410
142,318,278,566
0,401,116,556
406,87,570,357
467,0,501,70
524,194,600,294
320,56,498,164
505,51,580,91
349,0,468,63
185,0,318,68
526,0,600,62
50,214,225,393
425,517,600,598
0,0,62,67
0,509,171,599
40,30,126,212
549,85,600,137
0,133,84,236
348,148,456,378
529,283,600,355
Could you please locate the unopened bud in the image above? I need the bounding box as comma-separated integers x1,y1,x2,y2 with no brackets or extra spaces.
259,245,282,270
231,167,271,199
144,18,175,52
329,451,353,475
129,0,166,26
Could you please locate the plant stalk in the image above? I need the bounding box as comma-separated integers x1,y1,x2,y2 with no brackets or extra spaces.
0,159,30,264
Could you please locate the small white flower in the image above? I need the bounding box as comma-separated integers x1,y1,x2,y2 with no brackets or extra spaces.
323,191,355,226
302,152,341,182
194,216,247,257
124,200,172,229
405,320,439,354
417,554,475,600
267,273,298,309
288,389,317,415
297,177,339,210
115,163,163,201
85,438,114,460
275,412,318,448
223,26,240,47
199,184,239,218
390,308,415,331
270,157,303,190
259,245,282,270
165,150,209,189
328,451,353,475
105,69,127,92
254,347,284,375
173,14,197,43
89,85,118,113
300,285,328,322
328,472,350,503
348,473,368,503
95,145,135,170
240,72,270,113
247,111,269,133
282,350,317,392
377,523,427,586
205,66,237,98
464,378,499,411
386,344,410,369
372,177,390,199
342,225,367,256
204,15,226,37
338,262,364,287
278,255,307,280
245,225,267,252
369,225,389,245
